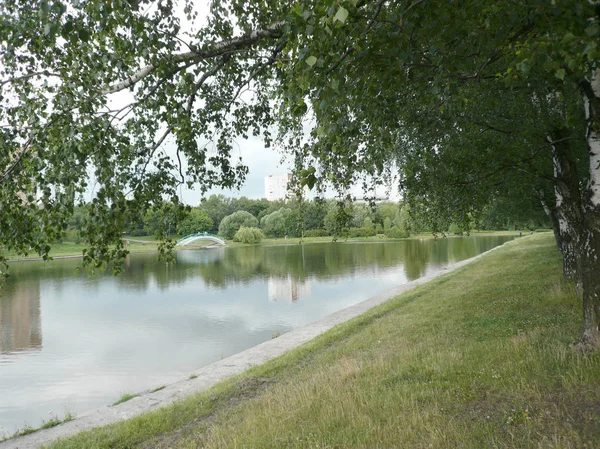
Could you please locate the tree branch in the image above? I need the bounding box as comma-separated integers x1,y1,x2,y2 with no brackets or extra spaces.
0,71,60,88
102,21,285,95
226,42,286,113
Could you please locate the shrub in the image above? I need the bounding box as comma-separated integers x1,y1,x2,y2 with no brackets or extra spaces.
233,227,264,244
385,227,410,239
349,227,377,237
303,229,329,237
448,223,463,235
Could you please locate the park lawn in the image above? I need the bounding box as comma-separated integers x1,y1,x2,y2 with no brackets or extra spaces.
40,232,600,449
3,240,160,261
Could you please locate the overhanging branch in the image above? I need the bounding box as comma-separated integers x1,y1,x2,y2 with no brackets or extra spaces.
102,21,285,95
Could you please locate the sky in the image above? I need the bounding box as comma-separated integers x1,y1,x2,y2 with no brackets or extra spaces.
176,135,293,204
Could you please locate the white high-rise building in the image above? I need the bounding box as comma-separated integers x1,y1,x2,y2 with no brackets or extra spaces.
264,174,292,201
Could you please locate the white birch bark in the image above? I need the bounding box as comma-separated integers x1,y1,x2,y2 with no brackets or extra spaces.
588,69,600,208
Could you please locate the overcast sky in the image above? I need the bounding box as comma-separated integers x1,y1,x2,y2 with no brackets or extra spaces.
177,135,293,204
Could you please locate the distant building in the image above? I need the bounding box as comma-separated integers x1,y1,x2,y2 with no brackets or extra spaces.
264,174,292,201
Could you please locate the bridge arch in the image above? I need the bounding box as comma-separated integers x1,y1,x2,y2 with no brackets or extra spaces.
176,232,225,246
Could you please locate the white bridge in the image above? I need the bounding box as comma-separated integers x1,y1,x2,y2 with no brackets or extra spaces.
176,232,226,246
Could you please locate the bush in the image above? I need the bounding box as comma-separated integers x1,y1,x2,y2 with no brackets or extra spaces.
303,229,329,237
448,223,463,235
385,227,410,239
233,227,264,244
349,227,377,237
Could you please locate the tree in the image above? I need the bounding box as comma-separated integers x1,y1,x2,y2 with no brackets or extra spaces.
1,0,599,346
198,195,237,233
260,208,290,237
234,197,271,218
274,0,600,347
177,208,213,236
218,210,258,239
143,200,183,236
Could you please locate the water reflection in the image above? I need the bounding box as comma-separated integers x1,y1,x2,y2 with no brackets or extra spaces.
0,280,42,354
268,276,311,303
0,236,513,434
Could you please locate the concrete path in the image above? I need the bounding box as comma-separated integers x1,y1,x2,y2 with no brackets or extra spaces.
0,241,510,449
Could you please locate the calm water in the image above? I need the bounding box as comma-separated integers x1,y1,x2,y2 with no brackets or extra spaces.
0,236,512,434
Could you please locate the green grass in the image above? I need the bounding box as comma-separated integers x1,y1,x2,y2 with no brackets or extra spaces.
38,233,599,448
0,413,75,443
3,240,160,261
149,386,166,393
112,394,139,406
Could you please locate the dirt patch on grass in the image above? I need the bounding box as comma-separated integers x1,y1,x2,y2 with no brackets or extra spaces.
139,376,274,449
459,386,600,446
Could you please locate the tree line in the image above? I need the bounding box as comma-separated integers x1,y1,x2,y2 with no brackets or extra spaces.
62,194,549,243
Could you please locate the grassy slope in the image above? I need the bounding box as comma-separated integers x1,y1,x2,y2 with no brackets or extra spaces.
45,233,599,448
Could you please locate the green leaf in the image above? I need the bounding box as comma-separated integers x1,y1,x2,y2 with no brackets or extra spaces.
306,55,317,66
78,29,91,42
585,24,599,37
334,6,349,24
62,20,74,35
518,61,530,74
555,68,565,81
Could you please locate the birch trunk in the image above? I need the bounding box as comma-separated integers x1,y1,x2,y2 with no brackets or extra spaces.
538,190,576,277
547,130,583,284
579,69,600,347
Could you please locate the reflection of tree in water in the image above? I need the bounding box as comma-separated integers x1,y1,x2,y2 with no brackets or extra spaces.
402,236,512,281
402,240,431,281
197,246,265,288
1,237,513,297
128,237,513,290
0,279,42,354
198,242,431,287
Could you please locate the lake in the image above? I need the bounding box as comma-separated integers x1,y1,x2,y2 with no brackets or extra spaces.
0,236,513,435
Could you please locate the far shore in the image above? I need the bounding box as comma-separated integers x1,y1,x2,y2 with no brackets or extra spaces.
3,230,528,263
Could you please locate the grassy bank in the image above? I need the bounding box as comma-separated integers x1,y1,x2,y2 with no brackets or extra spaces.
3,240,160,261
39,233,599,448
